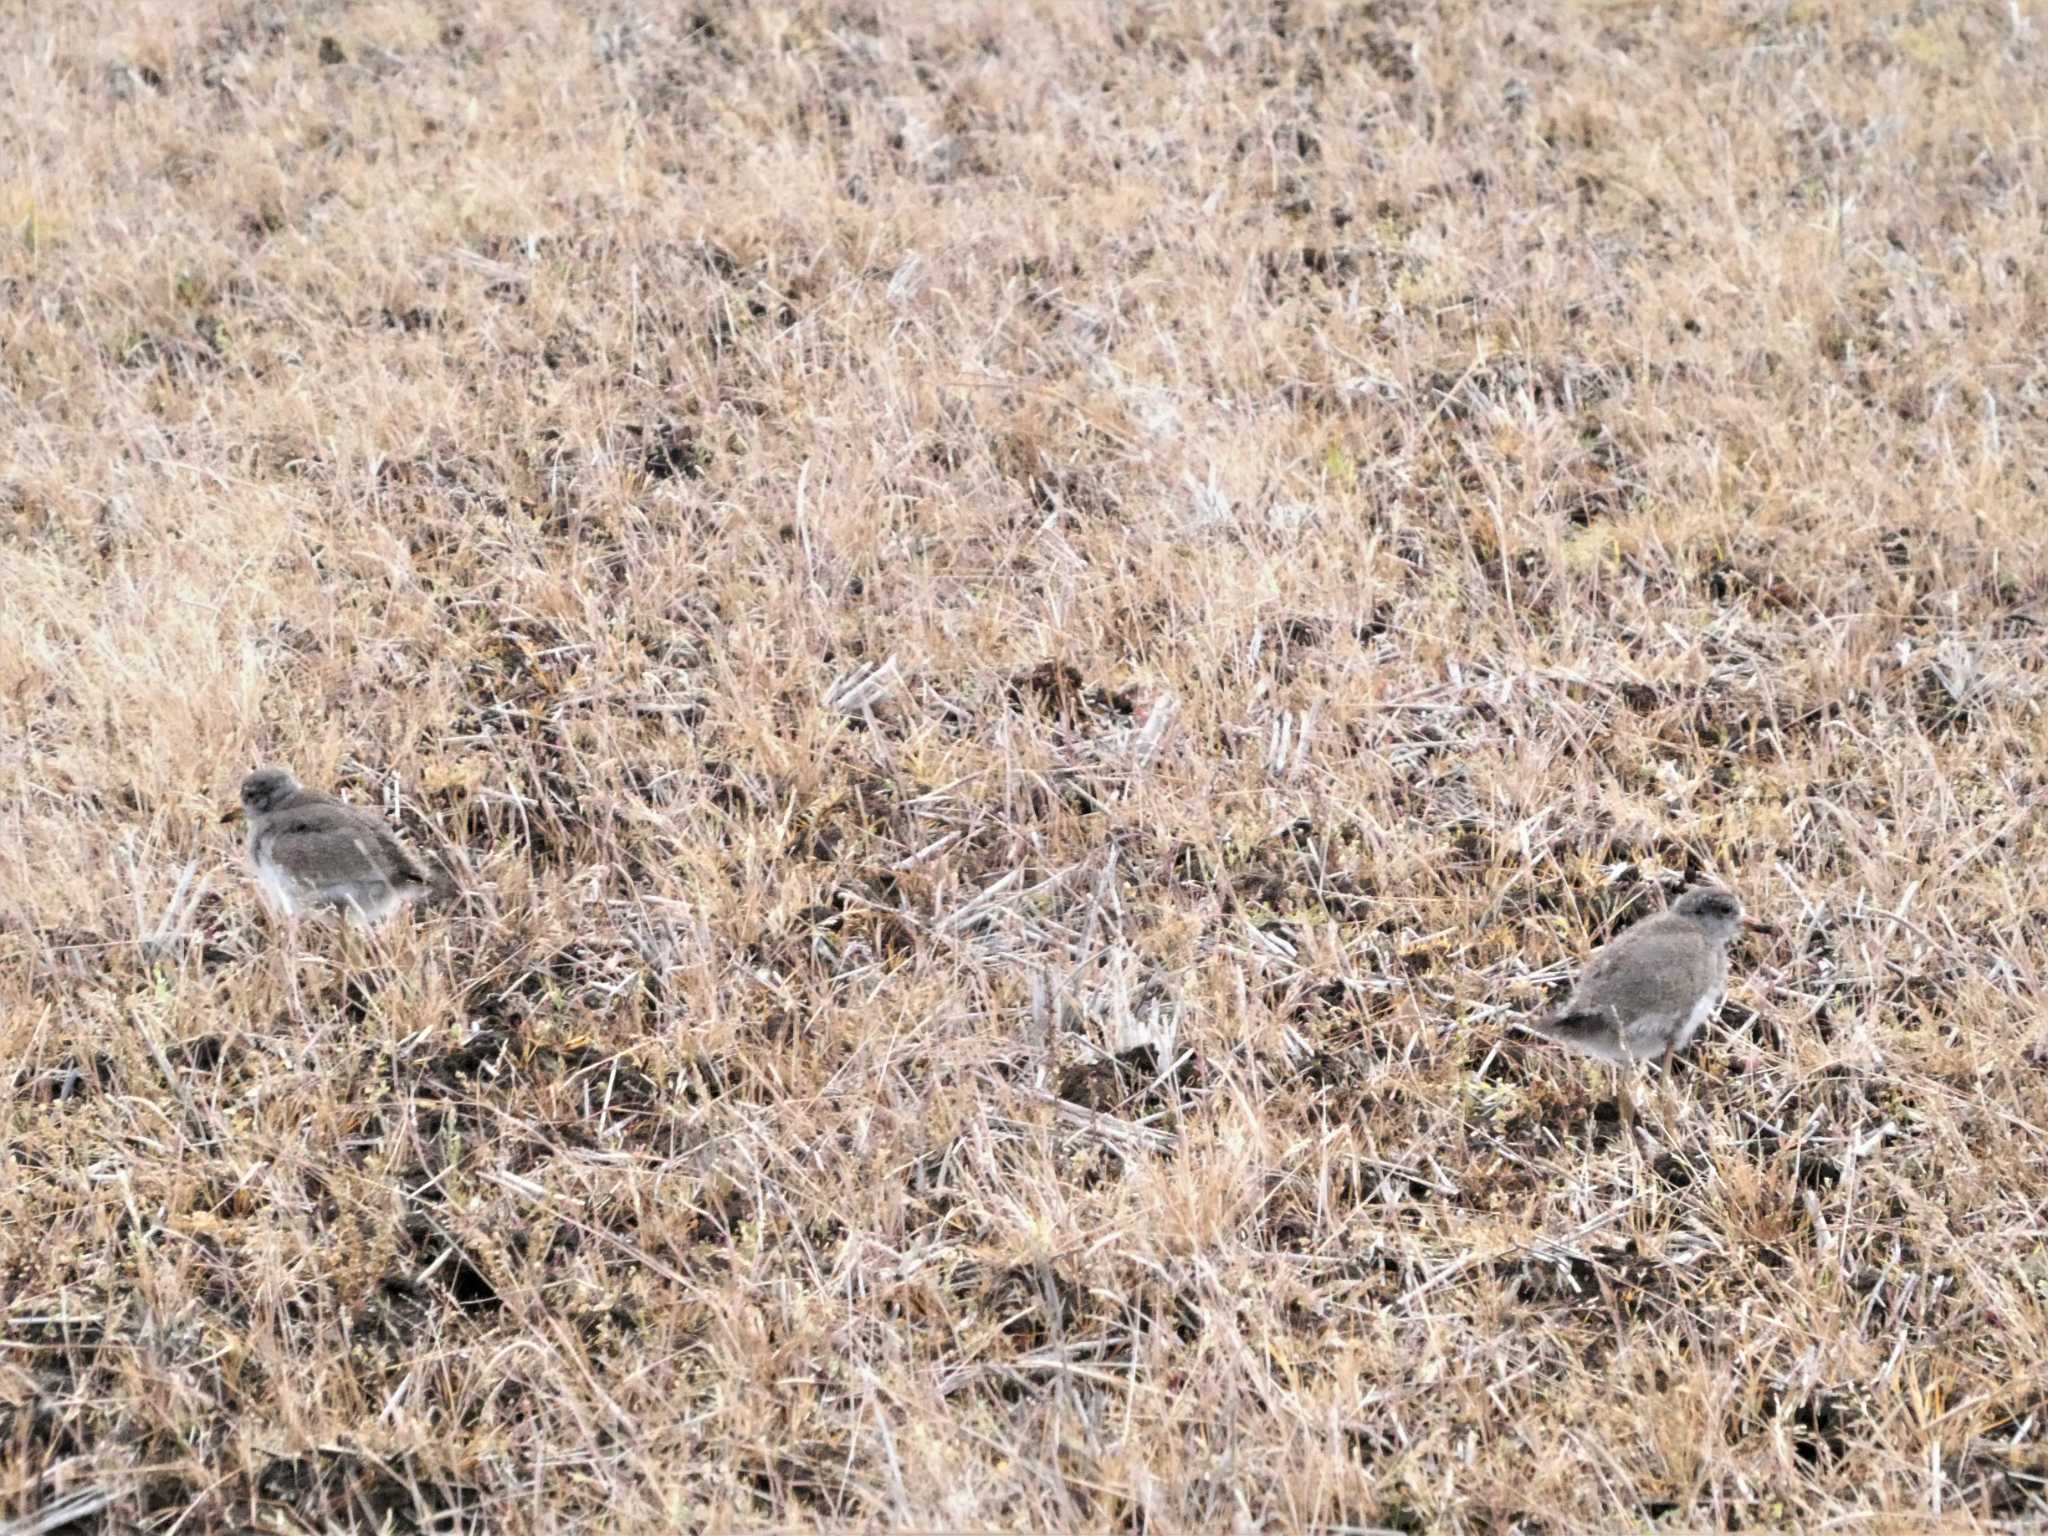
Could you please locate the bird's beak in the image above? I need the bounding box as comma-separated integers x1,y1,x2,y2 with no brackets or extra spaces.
1743,917,1776,935
219,803,244,825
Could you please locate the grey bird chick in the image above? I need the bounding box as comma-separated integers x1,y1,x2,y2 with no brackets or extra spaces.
1520,886,1773,1126
222,767,445,925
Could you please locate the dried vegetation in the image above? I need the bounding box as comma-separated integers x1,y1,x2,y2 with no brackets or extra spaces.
4,0,2048,1529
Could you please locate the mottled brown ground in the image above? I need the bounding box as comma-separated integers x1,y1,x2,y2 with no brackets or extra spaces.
4,1,2047,1530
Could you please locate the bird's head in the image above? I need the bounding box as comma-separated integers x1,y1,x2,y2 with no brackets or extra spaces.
1672,885,1774,942
222,767,298,823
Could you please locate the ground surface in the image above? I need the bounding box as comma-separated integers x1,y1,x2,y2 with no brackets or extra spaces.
4,1,2048,1531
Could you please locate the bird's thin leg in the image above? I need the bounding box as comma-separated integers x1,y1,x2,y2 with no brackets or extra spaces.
347,910,386,995
352,904,396,972
1615,1066,1635,1142
277,910,305,1017
1660,1042,1678,1120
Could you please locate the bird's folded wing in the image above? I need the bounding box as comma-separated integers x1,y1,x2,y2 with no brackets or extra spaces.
1576,924,1712,1019
261,809,430,889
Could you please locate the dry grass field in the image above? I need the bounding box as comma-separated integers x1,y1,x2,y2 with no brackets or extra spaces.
4,0,2048,1529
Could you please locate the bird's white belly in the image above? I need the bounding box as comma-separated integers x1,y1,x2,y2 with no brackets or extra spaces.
257,859,302,918
319,881,402,924
1671,989,1723,1054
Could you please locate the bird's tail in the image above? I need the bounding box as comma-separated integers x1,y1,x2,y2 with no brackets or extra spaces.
1514,1008,1627,1064
424,861,462,904
1521,1010,1611,1045
404,854,462,906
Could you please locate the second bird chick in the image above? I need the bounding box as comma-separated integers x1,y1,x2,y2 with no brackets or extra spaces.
1519,885,1773,1131
223,767,449,926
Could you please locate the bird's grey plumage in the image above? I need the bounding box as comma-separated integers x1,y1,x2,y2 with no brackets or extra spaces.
231,768,444,924
1522,886,1752,1068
